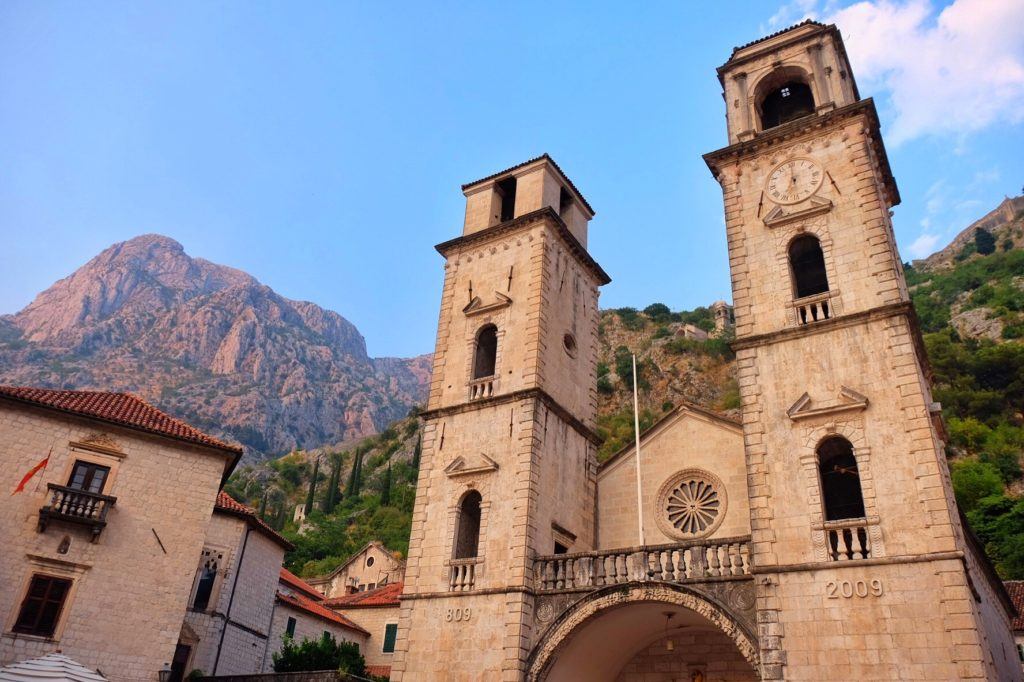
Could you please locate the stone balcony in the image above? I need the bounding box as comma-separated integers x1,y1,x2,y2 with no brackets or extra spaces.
38,483,117,542
534,536,753,593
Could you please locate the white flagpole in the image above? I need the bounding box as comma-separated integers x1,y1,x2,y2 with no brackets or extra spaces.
632,354,645,547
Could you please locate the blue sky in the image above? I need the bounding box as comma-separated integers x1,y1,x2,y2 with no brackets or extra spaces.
1,0,1022,358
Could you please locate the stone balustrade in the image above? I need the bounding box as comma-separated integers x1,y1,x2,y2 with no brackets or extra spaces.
793,291,833,325
823,518,872,561
534,536,752,593
449,558,480,591
38,483,117,542
468,376,496,401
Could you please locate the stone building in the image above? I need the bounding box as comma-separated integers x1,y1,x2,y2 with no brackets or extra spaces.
0,386,241,682
325,582,403,678
179,492,294,678
392,20,1020,682
266,569,370,672
306,541,406,598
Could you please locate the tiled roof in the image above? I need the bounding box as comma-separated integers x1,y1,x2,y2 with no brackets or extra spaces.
1005,581,1024,630
215,491,294,551
366,665,391,679
276,591,370,635
460,153,595,216
279,567,327,602
324,581,403,608
0,386,242,456
730,19,824,56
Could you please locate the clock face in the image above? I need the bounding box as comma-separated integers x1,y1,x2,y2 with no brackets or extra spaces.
766,158,823,205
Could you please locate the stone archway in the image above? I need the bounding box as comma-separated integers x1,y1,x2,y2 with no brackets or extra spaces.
527,582,760,681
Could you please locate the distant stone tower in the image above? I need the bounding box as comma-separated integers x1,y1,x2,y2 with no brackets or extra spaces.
711,300,734,335
704,20,1019,681
392,155,609,681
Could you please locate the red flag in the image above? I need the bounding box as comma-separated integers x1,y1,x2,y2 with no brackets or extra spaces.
11,449,51,495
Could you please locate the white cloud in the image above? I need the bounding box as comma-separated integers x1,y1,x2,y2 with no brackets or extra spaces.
768,0,1024,144
907,232,941,258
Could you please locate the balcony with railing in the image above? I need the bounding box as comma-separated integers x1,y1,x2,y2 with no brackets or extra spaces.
448,558,481,591
792,291,834,326
533,536,752,593
38,484,117,542
468,376,496,401
820,517,875,561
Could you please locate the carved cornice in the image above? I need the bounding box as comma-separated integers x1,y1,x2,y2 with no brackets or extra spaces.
763,196,832,228
731,301,913,351
435,207,611,285
420,387,603,446
463,292,512,317
444,453,500,478
703,99,899,208
787,386,868,421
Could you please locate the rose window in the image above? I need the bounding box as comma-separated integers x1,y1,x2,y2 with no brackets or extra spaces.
656,470,727,539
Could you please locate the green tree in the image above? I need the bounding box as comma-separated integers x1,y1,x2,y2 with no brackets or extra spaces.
322,454,342,514
304,456,320,516
974,227,996,255
381,463,393,506
257,491,267,520
950,459,1003,512
411,437,421,470
643,303,671,321
272,633,366,675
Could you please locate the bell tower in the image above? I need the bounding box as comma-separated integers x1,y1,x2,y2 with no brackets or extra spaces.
392,155,609,681
705,21,1020,681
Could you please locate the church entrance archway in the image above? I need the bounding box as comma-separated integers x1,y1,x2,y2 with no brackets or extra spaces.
527,583,760,681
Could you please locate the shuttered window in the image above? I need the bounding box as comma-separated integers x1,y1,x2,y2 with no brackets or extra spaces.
382,623,398,653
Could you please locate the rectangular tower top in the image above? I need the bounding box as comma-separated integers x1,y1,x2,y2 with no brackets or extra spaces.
459,154,595,247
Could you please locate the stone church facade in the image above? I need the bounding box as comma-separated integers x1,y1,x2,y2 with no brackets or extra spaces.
393,21,1020,682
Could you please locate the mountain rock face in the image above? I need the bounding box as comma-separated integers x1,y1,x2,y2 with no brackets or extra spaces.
0,235,430,459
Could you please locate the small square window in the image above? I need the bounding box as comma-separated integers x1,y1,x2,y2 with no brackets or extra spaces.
781,87,791,97
286,616,296,637
14,574,72,638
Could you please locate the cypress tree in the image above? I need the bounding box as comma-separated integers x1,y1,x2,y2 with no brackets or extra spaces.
352,451,364,497
381,463,392,506
304,457,320,516
320,455,337,514
411,436,422,470
344,451,358,498
257,490,268,520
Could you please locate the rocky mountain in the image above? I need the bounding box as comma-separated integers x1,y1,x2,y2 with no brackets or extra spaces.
0,235,430,459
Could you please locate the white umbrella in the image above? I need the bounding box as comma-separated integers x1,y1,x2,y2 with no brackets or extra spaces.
0,653,107,681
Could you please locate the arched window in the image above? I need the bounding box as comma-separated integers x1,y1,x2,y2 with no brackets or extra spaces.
818,437,866,521
472,325,498,379
789,235,829,299
453,491,482,559
760,80,815,129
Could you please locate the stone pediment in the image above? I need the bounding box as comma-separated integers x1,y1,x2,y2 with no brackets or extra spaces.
463,292,512,316
787,386,868,421
763,196,832,228
444,452,500,477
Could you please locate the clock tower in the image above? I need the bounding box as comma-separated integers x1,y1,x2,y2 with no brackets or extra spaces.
704,21,1020,680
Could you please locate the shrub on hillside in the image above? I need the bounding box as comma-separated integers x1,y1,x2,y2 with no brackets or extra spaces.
950,459,1003,513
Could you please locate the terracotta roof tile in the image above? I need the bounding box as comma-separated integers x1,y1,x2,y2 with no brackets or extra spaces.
0,385,242,455
1005,581,1024,631
276,591,370,636
279,567,327,602
215,491,294,550
324,581,403,608
366,664,391,679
